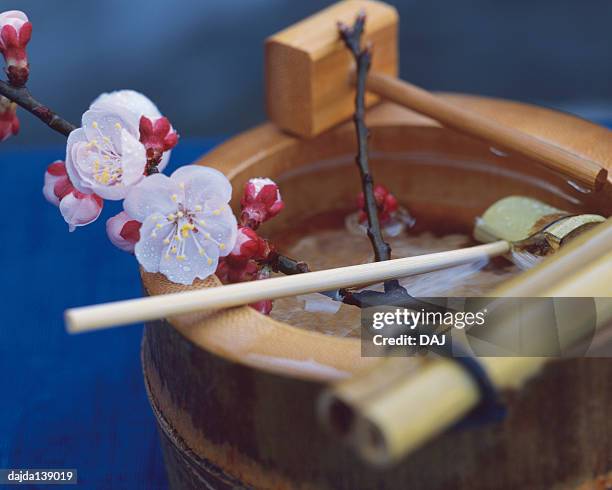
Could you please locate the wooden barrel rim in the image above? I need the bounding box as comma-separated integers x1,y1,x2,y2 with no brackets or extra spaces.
141,94,612,382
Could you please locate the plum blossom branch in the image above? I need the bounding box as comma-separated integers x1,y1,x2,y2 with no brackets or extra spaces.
268,252,309,275
0,79,76,136
339,12,415,302
338,12,392,263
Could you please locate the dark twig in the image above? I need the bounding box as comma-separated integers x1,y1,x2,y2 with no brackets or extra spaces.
339,12,411,298
267,251,357,303
338,12,392,263
0,80,76,137
269,252,310,276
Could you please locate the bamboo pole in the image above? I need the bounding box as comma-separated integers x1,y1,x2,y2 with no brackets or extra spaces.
365,73,609,192
65,241,510,333
319,219,612,465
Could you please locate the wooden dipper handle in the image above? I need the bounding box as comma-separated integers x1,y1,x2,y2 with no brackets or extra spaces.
365,73,608,191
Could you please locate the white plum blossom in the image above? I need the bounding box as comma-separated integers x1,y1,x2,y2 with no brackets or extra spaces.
91,90,173,171
65,90,172,201
91,90,161,121
124,165,238,285
65,108,147,200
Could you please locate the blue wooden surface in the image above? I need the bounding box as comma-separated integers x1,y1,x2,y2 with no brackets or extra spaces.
0,139,221,489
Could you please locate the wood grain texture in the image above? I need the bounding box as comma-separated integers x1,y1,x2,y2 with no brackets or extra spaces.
143,324,612,490
265,0,398,137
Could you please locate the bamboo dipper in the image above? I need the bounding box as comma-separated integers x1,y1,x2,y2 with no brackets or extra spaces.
265,0,608,191
318,219,612,466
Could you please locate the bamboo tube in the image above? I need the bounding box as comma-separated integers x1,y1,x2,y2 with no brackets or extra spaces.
65,241,510,333
496,218,612,297
548,250,612,297
365,73,609,192
320,219,612,465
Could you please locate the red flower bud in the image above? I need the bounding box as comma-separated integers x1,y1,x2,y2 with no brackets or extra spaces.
225,226,272,267
106,211,142,253
250,299,273,315
215,227,274,297
0,95,18,142
43,160,73,206
357,184,399,224
216,258,260,284
139,116,179,171
240,178,284,229
0,11,32,86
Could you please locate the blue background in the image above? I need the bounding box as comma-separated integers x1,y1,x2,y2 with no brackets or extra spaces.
2,0,612,148
0,140,219,489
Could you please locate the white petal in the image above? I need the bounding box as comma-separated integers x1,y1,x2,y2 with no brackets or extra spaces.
195,206,237,257
64,128,93,195
157,150,171,173
123,173,179,222
134,215,168,273
82,109,136,146
42,173,61,206
249,177,277,194
59,193,102,232
90,90,162,128
90,129,146,200
0,11,28,29
117,128,147,186
159,232,219,285
170,165,232,207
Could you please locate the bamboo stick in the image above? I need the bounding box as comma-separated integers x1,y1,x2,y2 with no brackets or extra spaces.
320,219,612,465
365,73,609,191
65,241,510,334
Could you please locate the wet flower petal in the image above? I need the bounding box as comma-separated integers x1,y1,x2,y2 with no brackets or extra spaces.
65,109,146,200
129,165,237,285
90,90,172,172
171,165,232,206
123,173,179,222
59,191,103,232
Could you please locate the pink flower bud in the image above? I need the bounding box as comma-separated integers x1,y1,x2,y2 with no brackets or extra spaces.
216,241,274,313
216,258,259,284
357,184,399,224
216,228,271,283
240,178,284,229
0,95,18,142
250,299,273,315
139,116,179,172
59,190,103,232
42,160,73,206
225,226,271,267
0,11,32,86
106,211,141,253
